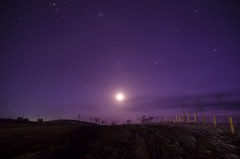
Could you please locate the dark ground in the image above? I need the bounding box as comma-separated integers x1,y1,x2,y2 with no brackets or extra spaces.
0,120,240,159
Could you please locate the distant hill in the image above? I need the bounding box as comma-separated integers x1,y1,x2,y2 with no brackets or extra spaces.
0,118,16,123
0,118,28,123
47,119,97,125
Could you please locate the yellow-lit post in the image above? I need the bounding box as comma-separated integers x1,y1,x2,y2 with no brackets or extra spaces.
194,112,197,124
188,112,191,123
229,116,235,134
202,113,206,126
213,114,217,128
183,113,186,124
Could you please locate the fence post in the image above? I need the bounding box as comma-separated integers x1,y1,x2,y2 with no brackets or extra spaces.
184,113,186,124
188,112,191,123
194,112,197,124
229,116,235,134
202,113,206,126
213,114,217,128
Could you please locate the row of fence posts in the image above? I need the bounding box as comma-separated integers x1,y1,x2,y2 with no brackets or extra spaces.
166,113,236,134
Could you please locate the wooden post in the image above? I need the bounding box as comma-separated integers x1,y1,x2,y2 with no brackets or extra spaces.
184,113,186,124
194,112,197,124
229,116,235,134
188,112,191,123
213,114,217,128
178,115,181,123
202,113,206,126
176,115,178,123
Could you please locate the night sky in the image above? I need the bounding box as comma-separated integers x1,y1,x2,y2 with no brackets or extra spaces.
1,0,240,121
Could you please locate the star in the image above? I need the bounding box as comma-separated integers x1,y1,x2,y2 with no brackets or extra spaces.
226,73,231,78
80,60,84,65
55,8,60,14
98,12,104,17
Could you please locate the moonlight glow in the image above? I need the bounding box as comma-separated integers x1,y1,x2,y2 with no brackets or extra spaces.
116,93,124,101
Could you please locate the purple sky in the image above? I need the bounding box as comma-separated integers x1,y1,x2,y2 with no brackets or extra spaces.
1,0,240,121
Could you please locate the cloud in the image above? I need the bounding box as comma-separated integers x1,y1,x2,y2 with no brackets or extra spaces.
124,91,240,112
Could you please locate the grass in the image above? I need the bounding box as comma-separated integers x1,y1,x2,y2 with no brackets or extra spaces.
0,121,240,159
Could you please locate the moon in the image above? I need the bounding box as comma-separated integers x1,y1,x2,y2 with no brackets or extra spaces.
116,93,124,101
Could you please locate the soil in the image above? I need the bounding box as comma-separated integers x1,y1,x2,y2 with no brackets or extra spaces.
0,121,239,159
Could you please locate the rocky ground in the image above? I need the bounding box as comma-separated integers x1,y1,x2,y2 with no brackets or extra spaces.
0,122,239,159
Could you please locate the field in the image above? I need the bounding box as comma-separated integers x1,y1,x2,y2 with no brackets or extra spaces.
0,120,240,159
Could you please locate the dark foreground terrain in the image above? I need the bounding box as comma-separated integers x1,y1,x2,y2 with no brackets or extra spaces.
0,120,240,159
